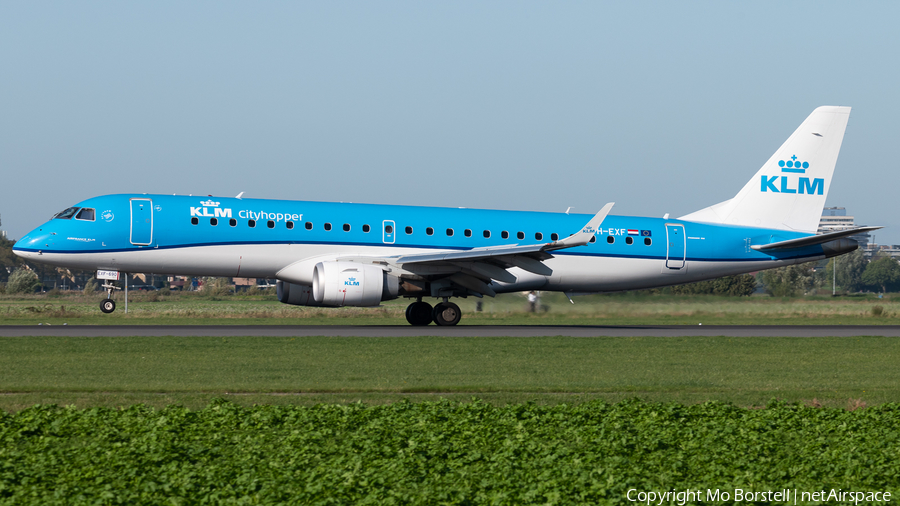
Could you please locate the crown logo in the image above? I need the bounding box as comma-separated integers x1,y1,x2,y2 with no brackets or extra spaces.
200,200,220,207
778,155,808,173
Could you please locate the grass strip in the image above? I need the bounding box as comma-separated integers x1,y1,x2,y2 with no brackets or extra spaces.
2,292,900,325
0,335,895,410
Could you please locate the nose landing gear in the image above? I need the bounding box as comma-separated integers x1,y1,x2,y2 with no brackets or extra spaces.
404,299,462,326
100,299,116,313
99,281,121,314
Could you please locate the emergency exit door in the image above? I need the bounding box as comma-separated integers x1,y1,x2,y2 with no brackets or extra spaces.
382,220,395,244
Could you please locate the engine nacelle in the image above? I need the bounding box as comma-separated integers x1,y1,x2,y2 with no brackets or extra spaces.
312,261,399,307
276,281,330,307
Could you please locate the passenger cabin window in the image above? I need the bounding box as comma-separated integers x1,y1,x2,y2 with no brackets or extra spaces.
75,208,95,221
426,227,434,236
483,230,490,238
210,218,218,226
229,218,237,227
550,233,559,241
446,228,454,237
343,224,351,232
248,219,256,228
607,236,614,244
191,217,199,225
590,236,596,243
625,236,633,245
363,224,370,233
53,207,79,220
535,232,543,241
384,224,393,234
517,231,525,240
644,237,652,246
286,221,294,229
324,223,332,231
405,226,413,235
267,220,275,228
464,229,472,237
501,231,509,239
305,222,313,230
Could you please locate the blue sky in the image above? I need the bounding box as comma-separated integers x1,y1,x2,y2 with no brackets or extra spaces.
2,2,899,244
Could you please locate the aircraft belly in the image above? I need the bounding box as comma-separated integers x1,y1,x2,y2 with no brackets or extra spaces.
540,255,825,292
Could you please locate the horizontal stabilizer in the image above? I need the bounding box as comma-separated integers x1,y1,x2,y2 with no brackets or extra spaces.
751,226,881,251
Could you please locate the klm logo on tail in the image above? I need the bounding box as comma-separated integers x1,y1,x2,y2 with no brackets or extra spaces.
760,155,824,195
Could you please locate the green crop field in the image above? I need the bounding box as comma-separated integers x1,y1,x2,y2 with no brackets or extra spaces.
2,400,898,505
1,291,900,325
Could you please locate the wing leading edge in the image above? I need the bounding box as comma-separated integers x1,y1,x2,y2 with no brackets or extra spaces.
346,204,615,296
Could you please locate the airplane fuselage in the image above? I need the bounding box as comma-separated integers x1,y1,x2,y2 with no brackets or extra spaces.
13,193,848,294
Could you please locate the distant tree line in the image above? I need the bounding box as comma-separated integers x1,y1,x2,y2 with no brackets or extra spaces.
756,249,900,296
670,274,757,296
645,249,900,297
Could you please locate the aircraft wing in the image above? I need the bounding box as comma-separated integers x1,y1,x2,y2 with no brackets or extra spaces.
751,226,881,251
336,204,614,296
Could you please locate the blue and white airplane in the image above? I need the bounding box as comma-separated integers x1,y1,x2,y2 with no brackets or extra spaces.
13,106,878,325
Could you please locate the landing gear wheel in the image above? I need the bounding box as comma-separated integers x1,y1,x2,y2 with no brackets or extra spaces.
100,299,116,314
432,302,461,326
405,301,434,326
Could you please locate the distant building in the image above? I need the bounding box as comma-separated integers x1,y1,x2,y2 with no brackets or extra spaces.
865,244,900,262
818,207,871,248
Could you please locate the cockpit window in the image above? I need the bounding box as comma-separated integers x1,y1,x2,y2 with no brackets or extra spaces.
53,207,80,220
75,208,95,221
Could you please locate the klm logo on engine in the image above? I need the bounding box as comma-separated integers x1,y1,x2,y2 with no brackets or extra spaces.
344,277,360,287
760,155,823,195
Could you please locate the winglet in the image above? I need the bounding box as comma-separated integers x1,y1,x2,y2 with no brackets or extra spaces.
550,202,614,249
235,192,245,199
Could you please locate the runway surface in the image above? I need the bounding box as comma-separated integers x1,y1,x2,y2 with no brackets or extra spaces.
2,325,900,337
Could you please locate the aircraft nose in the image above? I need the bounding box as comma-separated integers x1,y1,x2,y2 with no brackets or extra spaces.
12,229,52,258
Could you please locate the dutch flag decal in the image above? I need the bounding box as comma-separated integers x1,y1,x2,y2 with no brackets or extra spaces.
627,229,639,235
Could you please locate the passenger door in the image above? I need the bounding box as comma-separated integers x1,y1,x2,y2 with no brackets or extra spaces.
665,224,685,269
130,198,153,245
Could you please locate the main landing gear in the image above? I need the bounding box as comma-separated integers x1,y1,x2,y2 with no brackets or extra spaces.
405,298,462,326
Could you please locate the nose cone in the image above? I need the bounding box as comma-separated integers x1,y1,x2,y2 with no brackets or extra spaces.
12,229,50,260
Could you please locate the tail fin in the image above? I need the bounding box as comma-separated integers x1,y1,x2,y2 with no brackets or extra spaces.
679,106,851,233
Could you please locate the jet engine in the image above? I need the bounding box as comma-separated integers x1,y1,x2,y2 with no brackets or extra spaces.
313,261,399,306
276,281,329,307
278,261,400,307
